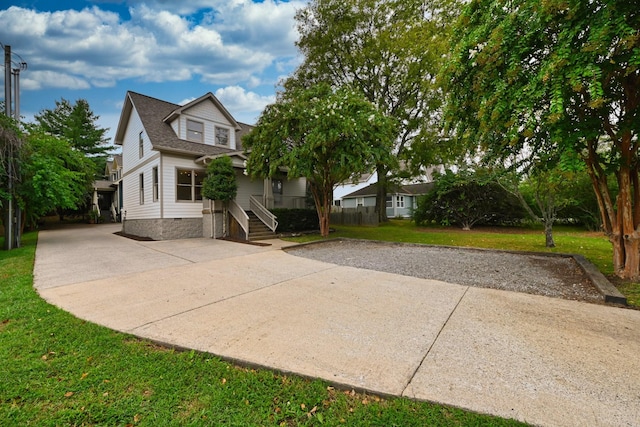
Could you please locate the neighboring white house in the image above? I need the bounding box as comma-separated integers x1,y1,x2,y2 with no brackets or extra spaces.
333,165,442,207
114,91,307,241
342,182,434,218
91,153,123,222
333,172,377,206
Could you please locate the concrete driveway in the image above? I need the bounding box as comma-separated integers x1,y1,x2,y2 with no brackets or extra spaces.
34,223,640,427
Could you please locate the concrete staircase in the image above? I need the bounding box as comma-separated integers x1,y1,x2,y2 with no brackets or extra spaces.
247,211,277,241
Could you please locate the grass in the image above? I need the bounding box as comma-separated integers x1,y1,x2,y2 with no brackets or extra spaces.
289,219,640,308
0,231,527,426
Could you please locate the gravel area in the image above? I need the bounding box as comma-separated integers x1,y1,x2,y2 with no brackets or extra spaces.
286,239,604,304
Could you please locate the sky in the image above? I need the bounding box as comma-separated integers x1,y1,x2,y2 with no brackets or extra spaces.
0,0,307,145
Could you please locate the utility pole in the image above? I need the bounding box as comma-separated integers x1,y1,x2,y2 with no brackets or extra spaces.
3,44,14,250
11,61,26,248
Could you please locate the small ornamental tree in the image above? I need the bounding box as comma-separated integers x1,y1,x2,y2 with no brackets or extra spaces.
243,83,396,237
202,156,237,237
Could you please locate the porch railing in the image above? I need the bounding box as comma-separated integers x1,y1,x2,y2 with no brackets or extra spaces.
249,195,278,232
228,200,249,236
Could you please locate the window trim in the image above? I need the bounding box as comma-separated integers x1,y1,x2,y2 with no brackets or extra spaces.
385,195,393,208
215,126,229,146
139,173,145,205
186,119,204,143
152,167,159,202
176,168,205,202
139,131,144,158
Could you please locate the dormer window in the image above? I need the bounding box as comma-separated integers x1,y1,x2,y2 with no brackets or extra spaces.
215,127,229,146
187,119,204,143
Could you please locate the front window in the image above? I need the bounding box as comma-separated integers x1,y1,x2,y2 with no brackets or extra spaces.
176,169,205,202
215,127,229,145
356,197,364,207
396,196,405,208
386,196,392,208
139,132,144,158
186,119,204,143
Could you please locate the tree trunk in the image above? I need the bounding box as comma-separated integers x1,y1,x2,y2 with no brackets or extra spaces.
585,141,627,277
309,181,332,237
375,164,389,223
544,221,555,248
615,129,640,279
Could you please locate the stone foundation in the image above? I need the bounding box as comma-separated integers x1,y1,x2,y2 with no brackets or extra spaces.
122,218,203,240
202,209,225,239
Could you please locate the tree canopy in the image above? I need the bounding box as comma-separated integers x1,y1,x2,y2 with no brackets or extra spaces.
18,129,94,230
1,114,95,240
293,0,461,221
34,98,112,176
202,156,237,202
243,83,396,237
443,0,640,278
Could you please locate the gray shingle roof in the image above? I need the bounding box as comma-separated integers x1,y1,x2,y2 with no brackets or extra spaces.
343,182,434,198
126,91,240,157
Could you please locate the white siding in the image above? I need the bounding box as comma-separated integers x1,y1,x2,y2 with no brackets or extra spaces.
235,172,264,210
179,101,237,149
120,107,161,220
161,155,206,219
284,177,307,198
342,198,356,208
342,196,376,208
122,160,161,220
121,108,147,172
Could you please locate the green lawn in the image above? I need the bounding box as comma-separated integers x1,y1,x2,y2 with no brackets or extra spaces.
289,219,639,307
1,231,526,426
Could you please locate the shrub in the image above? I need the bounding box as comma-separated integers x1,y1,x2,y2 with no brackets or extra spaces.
413,169,525,230
271,208,319,232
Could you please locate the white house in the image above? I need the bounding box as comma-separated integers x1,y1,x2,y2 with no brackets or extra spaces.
114,91,307,241
342,182,434,218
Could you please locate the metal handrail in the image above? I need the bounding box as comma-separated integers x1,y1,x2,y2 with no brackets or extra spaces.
228,200,249,236
249,195,278,232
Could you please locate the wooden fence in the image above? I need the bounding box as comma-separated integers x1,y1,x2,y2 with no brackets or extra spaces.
330,206,378,226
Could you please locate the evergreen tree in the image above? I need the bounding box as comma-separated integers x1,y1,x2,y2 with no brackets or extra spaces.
34,98,112,176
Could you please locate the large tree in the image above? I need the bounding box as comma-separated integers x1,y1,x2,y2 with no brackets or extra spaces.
293,0,460,222
18,130,94,231
443,0,640,279
243,84,396,237
34,98,112,176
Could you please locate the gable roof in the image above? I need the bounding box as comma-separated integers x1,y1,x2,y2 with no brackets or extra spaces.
342,182,434,199
162,92,241,132
114,91,238,157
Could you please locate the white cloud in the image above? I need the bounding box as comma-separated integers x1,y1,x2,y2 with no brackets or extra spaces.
178,97,196,106
0,2,303,91
22,71,91,90
214,85,275,123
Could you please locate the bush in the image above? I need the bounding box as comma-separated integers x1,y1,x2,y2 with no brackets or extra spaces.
413,169,525,230
271,208,319,232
